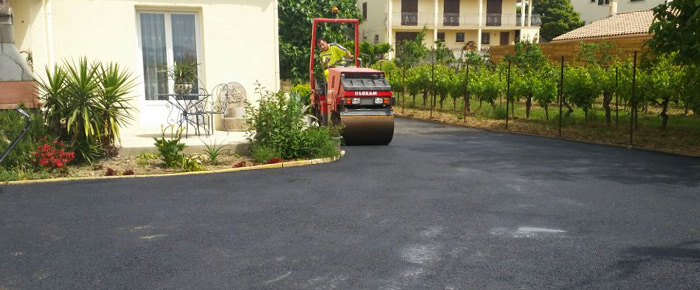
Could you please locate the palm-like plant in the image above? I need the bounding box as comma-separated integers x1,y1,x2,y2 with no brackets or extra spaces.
99,62,136,150
39,65,69,136
39,57,136,162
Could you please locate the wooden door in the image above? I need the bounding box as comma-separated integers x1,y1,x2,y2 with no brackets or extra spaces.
396,32,419,43
500,31,510,45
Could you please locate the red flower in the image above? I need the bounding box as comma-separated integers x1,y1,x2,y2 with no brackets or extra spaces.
33,141,75,170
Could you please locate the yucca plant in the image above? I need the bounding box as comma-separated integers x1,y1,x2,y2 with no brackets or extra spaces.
39,65,69,136
39,57,136,162
202,139,228,165
62,58,103,161
98,62,136,153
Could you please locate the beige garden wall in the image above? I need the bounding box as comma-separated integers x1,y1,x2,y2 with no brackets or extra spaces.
12,0,280,131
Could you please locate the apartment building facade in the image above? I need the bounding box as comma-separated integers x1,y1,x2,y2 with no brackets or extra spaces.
358,0,541,57
572,0,666,25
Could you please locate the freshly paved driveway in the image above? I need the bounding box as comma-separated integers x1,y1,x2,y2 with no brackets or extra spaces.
2,118,700,289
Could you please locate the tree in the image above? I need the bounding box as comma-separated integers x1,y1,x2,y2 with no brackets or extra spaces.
278,0,362,83
648,0,700,66
564,65,599,120
640,54,683,129
532,67,558,120
359,42,392,67
577,41,621,125
533,0,585,42
506,42,548,118
395,30,429,107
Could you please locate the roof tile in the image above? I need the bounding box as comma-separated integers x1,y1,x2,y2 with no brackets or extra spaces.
552,10,655,42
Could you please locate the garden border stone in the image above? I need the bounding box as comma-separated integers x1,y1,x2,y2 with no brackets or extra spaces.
1,151,345,186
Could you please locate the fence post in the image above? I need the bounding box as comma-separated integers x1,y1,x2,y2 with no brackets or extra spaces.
630,51,637,146
402,64,406,114
464,62,469,122
506,60,511,129
615,66,619,128
558,56,564,137
430,49,435,119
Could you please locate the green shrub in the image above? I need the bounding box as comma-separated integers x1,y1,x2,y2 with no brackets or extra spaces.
246,84,331,158
480,104,508,119
0,108,48,171
181,153,205,172
250,145,281,163
291,83,311,104
153,126,186,168
303,127,341,159
136,152,159,166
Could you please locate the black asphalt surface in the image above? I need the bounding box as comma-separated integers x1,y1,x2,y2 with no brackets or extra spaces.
2,118,700,290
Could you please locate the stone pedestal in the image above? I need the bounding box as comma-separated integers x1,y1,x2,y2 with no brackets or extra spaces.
223,106,246,131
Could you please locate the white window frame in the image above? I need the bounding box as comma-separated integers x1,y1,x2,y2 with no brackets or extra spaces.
136,10,204,102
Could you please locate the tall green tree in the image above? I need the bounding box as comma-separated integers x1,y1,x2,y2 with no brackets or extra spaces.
648,0,700,66
533,0,585,42
278,0,362,83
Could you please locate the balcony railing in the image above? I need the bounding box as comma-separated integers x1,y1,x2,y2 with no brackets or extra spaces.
516,14,542,26
392,12,537,28
392,12,435,27
485,13,502,26
443,12,459,26
401,12,418,26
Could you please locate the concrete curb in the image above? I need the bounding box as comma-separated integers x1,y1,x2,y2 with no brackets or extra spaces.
396,115,700,159
1,151,345,186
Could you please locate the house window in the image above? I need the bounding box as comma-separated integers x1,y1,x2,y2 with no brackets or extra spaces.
437,32,445,42
138,12,201,100
363,2,368,20
374,34,379,43
481,32,490,44
456,32,465,43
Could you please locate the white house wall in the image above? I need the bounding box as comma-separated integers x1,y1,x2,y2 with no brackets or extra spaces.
572,0,665,24
12,0,279,131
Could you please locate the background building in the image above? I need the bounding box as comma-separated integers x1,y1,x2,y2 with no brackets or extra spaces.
357,0,541,57
11,0,280,131
571,0,665,25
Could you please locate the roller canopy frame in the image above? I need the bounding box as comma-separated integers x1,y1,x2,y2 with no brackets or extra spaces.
309,18,360,93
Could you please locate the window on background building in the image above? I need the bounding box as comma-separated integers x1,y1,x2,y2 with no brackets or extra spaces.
363,2,368,20
481,32,490,44
437,32,445,42
456,32,465,43
138,12,200,100
374,34,379,43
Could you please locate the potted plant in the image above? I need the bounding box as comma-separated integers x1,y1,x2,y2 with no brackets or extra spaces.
168,61,198,95
328,124,345,147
